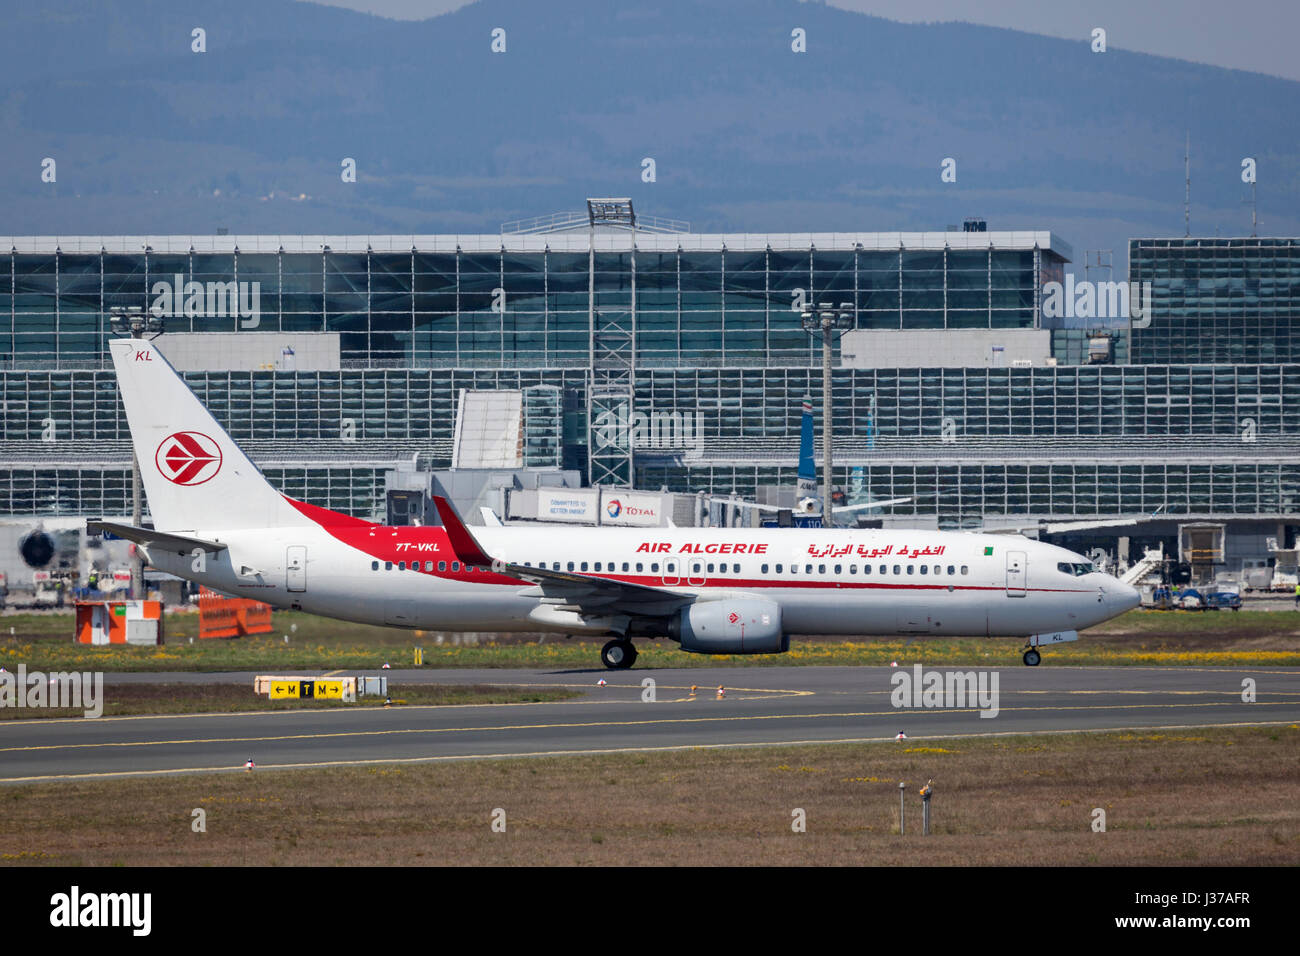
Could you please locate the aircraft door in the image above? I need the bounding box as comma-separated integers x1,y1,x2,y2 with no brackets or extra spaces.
1005,550,1026,597
287,546,307,592
661,559,680,587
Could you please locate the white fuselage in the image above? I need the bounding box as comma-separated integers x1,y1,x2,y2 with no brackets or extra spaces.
142,522,1141,640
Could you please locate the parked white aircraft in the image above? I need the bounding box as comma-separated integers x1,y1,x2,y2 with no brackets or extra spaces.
92,337,1140,668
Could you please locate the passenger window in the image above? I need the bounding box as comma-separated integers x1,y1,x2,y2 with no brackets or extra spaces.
636,563,643,572
776,563,784,573
371,561,379,571
920,565,928,574
594,562,602,572
947,565,955,575
581,562,588,571
437,561,446,571
385,561,393,570
567,562,575,571
693,563,701,574
451,561,459,572
879,565,886,575
834,564,842,574
893,564,901,575
907,564,914,575
961,565,969,575
398,561,406,570
707,563,715,573
651,563,660,573
622,562,630,572
818,564,826,574
425,561,434,572
762,564,769,573
933,565,940,575
805,564,813,574
848,564,856,574
552,562,560,570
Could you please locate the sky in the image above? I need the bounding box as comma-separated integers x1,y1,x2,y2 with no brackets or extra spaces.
301,0,1300,82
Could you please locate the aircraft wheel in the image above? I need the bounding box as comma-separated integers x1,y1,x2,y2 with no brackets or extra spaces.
601,639,637,670
1022,648,1041,667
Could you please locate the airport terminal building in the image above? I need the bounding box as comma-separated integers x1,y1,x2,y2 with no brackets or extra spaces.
1,205,1297,581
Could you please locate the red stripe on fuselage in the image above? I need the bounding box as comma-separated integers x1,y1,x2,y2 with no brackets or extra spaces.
280,497,1091,596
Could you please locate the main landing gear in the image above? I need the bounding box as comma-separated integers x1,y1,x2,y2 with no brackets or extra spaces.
601,638,638,670
1022,648,1042,667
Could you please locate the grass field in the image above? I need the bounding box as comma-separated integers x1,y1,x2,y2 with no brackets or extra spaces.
2,606,1299,672
1,724,1295,866
0,682,580,719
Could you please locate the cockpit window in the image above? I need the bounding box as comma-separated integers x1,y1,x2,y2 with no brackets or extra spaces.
1057,561,1094,576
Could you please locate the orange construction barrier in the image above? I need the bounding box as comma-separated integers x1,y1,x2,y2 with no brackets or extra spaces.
198,586,273,639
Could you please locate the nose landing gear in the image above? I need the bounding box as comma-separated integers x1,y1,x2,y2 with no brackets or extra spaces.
1022,648,1041,666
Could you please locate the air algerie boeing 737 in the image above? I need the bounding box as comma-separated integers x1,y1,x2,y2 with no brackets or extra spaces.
92,337,1141,669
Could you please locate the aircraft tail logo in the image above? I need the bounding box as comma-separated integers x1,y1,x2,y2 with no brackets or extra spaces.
155,431,223,486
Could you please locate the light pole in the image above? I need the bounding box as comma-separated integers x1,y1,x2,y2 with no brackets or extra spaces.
802,301,855,526
110,306,164,598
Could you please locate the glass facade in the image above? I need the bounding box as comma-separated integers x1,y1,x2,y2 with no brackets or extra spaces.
0,237,1062,370
3,229,1296,528
2,363,1295,524
0,465,389,522
1130,238,1300,364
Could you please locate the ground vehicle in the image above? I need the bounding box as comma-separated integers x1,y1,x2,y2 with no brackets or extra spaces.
1202,589,1242,611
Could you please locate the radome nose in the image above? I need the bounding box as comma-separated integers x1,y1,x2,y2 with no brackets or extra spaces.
1109,581,1141,612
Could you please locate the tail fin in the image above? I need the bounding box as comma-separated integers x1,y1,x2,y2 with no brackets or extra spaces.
109,338,310,532
796,395,818,499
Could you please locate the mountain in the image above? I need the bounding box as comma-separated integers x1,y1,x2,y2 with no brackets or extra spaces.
2,0,1296,269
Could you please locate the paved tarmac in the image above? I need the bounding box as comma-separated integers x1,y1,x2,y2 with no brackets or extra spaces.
2,665,1298,783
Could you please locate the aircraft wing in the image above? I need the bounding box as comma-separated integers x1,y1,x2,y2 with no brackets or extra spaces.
86,520,229,555
432,496,691,615
833,496,913,514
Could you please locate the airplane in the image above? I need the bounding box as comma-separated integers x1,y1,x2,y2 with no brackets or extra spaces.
708,397,912,526
90,337,1141,669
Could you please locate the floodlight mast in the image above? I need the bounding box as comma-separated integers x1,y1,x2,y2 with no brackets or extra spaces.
108,306,164,597
801,301,855,524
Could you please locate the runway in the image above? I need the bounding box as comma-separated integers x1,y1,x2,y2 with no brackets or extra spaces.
3,666,1299,783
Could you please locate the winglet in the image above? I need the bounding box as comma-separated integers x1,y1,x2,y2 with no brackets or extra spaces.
432,496,495,568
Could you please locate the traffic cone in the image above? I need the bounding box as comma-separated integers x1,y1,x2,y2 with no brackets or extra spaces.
689,684,697,697
716,685,725,699
244,757,255,772
895,731,907,741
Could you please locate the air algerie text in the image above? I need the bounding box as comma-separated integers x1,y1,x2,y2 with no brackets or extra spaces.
635,542,768,554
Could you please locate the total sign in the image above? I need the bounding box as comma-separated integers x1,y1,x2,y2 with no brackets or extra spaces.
601,491,663,527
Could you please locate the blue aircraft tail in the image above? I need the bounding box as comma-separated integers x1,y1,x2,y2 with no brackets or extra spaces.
796,397,818,499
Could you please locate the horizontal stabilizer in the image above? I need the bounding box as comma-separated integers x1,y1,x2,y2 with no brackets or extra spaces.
87,520,228,555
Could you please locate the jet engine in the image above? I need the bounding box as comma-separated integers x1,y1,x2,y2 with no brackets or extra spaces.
669,598,787,654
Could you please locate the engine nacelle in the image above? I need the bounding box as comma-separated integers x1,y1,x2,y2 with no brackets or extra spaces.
669,598,787,654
